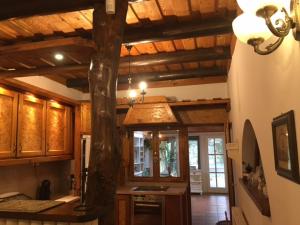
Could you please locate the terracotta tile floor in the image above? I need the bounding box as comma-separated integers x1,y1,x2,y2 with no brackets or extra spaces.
191,194,230,225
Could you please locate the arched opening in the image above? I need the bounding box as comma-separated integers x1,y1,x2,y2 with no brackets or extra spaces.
241,120,271,217
242,120,261,173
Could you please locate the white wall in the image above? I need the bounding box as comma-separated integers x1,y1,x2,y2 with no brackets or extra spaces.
82,82,228,101
15,76,83,100
16,76,228,102
228,32,300,225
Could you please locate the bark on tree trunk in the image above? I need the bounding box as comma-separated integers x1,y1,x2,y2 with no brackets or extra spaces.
86,1,128,225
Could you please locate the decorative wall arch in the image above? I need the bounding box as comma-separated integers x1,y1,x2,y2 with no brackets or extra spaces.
241,119,271,217
242,120,261,172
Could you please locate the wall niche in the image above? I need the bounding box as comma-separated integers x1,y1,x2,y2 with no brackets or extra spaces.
240,120,271,217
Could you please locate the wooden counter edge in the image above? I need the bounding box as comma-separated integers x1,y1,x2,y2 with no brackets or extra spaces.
0,200,99,223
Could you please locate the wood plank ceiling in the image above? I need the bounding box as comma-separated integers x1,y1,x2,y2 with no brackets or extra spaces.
0,0,237,91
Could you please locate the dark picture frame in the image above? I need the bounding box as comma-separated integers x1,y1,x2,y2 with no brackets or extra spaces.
272,110,300,183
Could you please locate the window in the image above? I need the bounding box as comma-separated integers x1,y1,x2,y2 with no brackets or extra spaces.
131,129,182,180
159,130,180,177
189,136,200,170
133,131,153,177
208,138,226,188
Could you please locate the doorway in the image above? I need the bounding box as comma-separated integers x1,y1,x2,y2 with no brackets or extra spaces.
189,132,228,193
188,130,230,225
207,135,227,193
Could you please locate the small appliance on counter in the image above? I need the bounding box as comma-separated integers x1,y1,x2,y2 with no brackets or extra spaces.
37,179,51,200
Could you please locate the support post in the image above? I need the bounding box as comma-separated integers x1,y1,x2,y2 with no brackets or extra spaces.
85,1,128,225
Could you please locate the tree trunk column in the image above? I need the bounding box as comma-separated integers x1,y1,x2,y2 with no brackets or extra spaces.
86,1,128,225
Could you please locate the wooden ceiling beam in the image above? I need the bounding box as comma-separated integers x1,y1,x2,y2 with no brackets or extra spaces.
0,37,94,56
123,18,234,45
119,47,230,67
1,18,233,50
0,0,103,21
66,67,227,88
0,47,230,78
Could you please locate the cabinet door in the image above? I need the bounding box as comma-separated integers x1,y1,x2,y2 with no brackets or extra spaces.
0,87,18,159
165,195,183,225
81,103,91,134
17,94,46,157
46,102,72,155
116,194,131,225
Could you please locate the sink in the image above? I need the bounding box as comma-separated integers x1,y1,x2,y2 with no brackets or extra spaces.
133,186,169,192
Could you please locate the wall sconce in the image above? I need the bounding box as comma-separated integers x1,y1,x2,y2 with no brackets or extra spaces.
232,0,300,55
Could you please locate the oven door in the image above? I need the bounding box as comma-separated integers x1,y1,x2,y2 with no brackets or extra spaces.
132,196,165,225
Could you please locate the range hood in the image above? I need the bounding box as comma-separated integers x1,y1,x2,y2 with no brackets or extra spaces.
123,97,178,126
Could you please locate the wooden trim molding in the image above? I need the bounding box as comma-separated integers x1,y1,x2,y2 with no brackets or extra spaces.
0,155,73,167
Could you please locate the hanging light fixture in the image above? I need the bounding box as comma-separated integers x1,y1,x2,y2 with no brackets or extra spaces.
138,81,147,102
232,0,300,55
125,45,137,107
125,45,148,106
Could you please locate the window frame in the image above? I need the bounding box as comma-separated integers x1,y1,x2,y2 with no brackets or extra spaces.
188,136,201,170
128,127,186,182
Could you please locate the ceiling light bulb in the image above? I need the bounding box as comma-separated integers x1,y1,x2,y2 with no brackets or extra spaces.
232,13,273,44
54,53,64,61
128,89,137,99
139,81,147,91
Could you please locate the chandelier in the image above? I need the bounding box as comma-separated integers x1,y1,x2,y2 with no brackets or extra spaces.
125,45,148,107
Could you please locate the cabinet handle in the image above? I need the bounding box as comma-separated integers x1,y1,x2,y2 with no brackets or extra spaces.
135,203,161,208
19,144,22,152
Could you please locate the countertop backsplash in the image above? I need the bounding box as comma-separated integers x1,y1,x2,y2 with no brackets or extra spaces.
0,161,72,199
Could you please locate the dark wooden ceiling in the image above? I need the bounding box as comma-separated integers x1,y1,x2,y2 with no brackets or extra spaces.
0,0,237,92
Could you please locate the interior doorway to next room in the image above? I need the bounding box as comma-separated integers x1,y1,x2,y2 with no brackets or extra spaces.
188,127,230,225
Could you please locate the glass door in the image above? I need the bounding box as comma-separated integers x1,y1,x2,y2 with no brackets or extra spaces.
208,137,227,192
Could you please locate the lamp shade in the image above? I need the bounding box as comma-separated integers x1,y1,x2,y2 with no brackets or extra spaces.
232,13,273,44
237,0,283,13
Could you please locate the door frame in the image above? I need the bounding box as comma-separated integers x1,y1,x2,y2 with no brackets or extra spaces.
188,132,228,194
202,133,228,194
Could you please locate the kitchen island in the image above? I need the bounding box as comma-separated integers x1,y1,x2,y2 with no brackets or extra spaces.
116,183,189,225
0,200,99,225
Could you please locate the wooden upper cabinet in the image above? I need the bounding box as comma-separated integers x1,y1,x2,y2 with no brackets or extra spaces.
17,94,46,158
81,102,91,134
46,101,72,156
0,87,18,159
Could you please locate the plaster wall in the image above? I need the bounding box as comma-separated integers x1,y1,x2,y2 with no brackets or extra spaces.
15,76,83,100
228,32,300,225
81,82,228,101
15,76,228,102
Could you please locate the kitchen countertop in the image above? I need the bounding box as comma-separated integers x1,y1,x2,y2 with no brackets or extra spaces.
117,183,188,195
0,200,99,222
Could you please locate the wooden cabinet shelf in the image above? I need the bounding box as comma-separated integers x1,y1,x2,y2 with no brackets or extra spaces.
239,178,271,217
